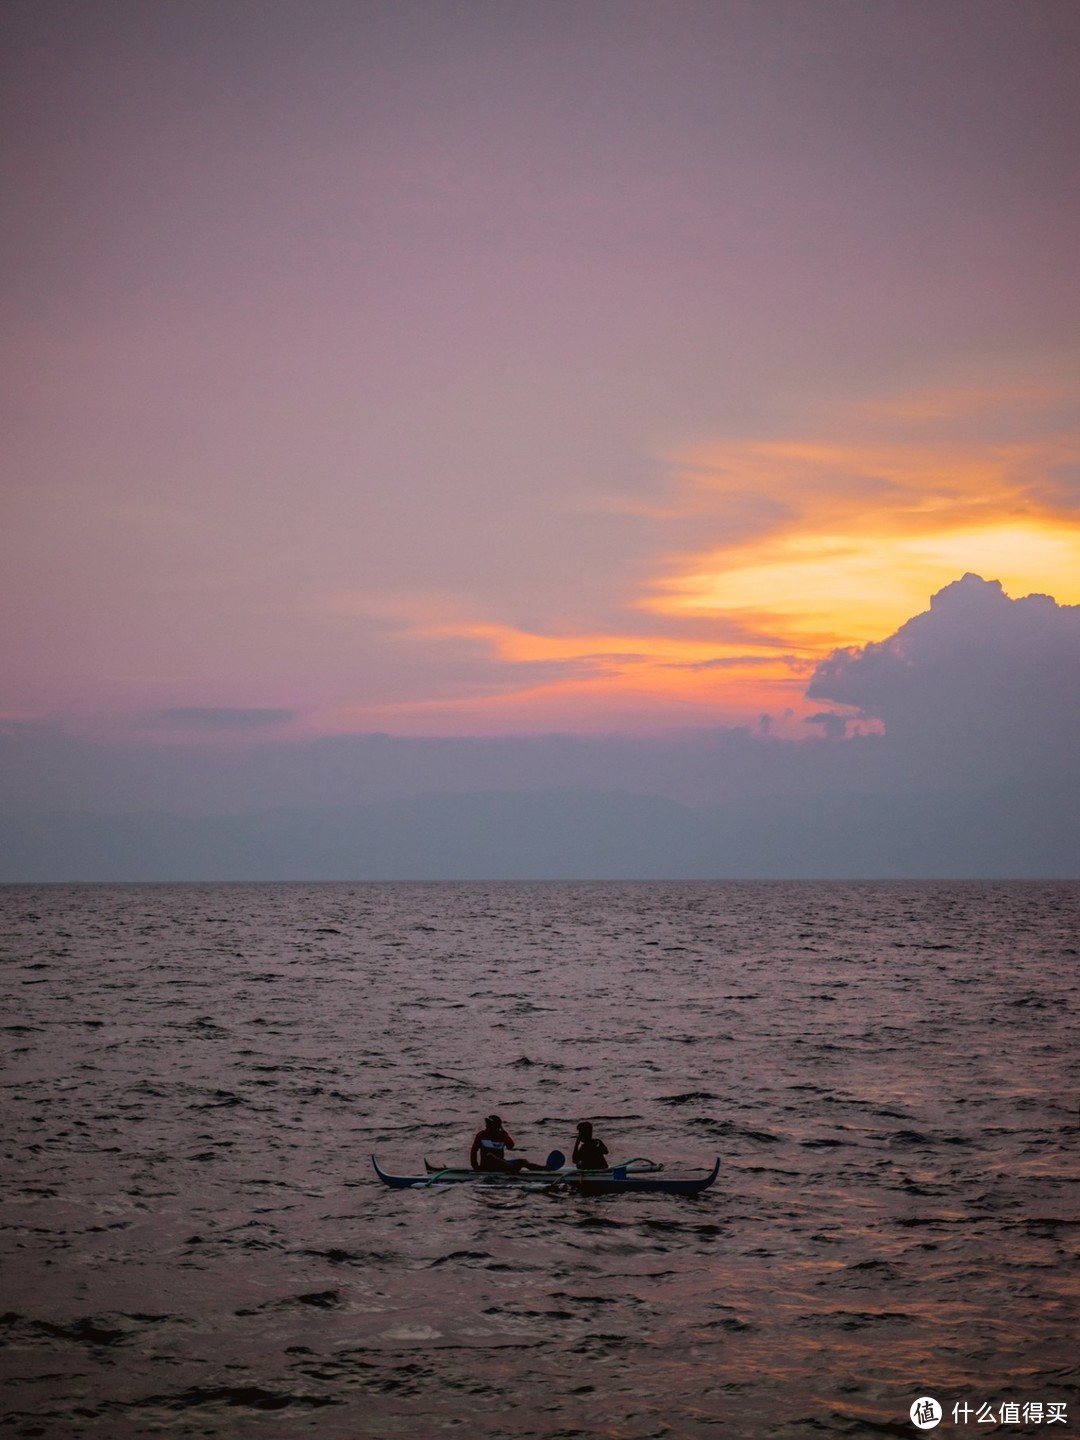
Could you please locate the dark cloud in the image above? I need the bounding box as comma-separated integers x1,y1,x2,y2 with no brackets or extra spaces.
807,573,1080,777
150,707,300,731
805,711,849,740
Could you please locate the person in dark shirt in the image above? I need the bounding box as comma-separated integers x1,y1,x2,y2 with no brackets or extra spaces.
469,1114,551,1172
572,1120,610,1170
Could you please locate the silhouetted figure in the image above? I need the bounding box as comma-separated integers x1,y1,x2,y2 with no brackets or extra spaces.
572,1120,610,1170
469,1114,550,1172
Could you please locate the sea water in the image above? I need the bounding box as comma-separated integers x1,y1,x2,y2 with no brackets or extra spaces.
1,881,1078,1438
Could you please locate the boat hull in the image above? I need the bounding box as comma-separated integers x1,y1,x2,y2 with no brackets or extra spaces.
372,1155,719,1195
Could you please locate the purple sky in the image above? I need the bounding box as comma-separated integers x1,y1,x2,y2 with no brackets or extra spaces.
3,0,1079,747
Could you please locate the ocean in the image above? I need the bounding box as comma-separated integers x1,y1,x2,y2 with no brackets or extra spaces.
1,881,1078,1437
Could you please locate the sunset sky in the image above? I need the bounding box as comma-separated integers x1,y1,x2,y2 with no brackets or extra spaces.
3,0,1079,745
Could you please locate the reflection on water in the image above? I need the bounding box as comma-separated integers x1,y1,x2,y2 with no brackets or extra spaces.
1,881,1078,1437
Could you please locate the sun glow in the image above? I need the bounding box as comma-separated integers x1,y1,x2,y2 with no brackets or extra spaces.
329,370,1080,734
653,521,1080,647
644,417,1080,651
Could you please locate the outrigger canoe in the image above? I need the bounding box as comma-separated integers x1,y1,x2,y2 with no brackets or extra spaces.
372,1155,720,1195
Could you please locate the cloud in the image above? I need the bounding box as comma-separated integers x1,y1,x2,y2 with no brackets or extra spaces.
806,573,1080,777
804,711,850,741
645,366,1080,658
670,654,804,672
364,361,1080,737
392,364,1080,735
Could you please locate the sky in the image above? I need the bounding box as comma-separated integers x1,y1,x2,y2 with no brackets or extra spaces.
2,0,1079,821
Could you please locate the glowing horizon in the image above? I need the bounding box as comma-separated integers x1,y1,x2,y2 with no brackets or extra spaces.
310,372,1080,737
11,367,1078,742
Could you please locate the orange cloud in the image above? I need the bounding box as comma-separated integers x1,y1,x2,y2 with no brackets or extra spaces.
645,378,1080,651
331,620,808,734
642,357,1080,656
331,364,1080,734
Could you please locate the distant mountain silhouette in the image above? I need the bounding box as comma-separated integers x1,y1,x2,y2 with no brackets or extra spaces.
3,779,1077,881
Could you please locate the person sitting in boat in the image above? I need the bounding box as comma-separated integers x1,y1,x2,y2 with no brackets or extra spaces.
572,1120,609,1170
470,1115,550,1172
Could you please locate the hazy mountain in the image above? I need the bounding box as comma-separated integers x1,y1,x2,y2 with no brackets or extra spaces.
3,777,1077,882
